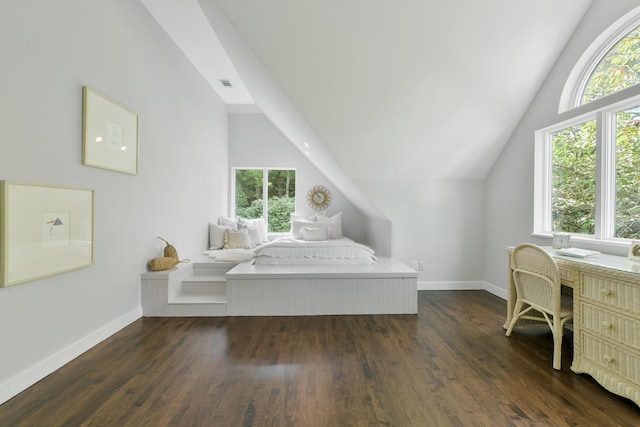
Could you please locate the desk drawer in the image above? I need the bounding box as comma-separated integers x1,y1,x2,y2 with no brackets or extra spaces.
580,302,640,348
581,331,640,386
559,266,577,285
581,274,640,313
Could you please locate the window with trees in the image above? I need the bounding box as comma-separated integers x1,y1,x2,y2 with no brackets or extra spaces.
549,120,597,235
560,8,640,112
233,168,296,232
582,24,640,105
535,13,640,243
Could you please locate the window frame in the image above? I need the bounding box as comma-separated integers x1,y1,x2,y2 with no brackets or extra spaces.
230,167,296,233
559,6,640,113
534,91,640,250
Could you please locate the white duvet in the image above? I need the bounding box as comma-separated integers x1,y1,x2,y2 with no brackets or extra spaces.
253,237,376,265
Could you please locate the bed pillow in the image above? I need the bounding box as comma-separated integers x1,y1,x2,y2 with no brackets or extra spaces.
314,212,343,238
219,216,238,230
291,212,317,221
238,217,269,244
241,225,263,247
329,218,343,238
316,212,342,221
208,223,226,249
223,229,252,249
291,218,315,239
314,220,342,239
302,226,331,241
315,219,342,238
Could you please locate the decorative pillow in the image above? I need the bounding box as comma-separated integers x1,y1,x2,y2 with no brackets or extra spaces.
241,225,263,247
291,218,315,239
328,218,343,238
313,212,343,238
208,223,226,249
238,217,269,244
223,229,252,249
219,216,238,230
302,227,330,241
291,212,317,221
313,219,342,239
316,212,342,221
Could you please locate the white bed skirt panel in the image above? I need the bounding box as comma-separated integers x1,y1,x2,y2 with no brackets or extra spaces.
227,277,416,316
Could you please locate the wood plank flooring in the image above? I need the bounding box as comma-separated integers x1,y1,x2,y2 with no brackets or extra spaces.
1,291,639,426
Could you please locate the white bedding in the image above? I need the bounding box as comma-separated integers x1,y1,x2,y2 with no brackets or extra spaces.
203,248,255,262
253,237,376,265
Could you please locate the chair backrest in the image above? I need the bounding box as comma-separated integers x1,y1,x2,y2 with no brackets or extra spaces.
511,243,561,314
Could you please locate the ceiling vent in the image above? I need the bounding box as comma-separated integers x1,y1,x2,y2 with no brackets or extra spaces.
219,79,233,88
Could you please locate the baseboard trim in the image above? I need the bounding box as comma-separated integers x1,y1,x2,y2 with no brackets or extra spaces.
418,281,507,300
482,281,508,300
0,306,142,405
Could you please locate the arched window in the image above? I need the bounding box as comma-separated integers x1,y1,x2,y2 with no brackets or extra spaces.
582,25,640,104
559,6,640,112
537,7,640,248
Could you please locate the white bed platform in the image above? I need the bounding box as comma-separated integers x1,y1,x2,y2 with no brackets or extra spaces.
141,255,417,317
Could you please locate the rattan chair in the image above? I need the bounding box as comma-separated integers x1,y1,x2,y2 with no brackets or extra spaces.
506,243,573,370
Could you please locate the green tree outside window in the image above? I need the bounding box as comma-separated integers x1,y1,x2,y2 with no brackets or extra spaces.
552,26,640,239
235,169,295,232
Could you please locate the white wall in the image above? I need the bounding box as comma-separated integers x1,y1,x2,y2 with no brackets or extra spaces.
483,0,640,293
228,114,368,245
357,179,486,289
0,0,228,403
7,0,635,406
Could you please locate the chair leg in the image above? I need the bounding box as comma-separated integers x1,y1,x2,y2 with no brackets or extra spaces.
552,321,563,370
506,300,523,337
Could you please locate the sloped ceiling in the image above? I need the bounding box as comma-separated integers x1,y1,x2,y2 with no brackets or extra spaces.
141,0,593,189
213,0,592,180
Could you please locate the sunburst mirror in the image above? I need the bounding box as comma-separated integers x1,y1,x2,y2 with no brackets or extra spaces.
306,185,332,211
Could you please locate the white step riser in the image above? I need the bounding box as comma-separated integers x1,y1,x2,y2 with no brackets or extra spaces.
141,257,237,315
181,281,226,296
193,263,236,276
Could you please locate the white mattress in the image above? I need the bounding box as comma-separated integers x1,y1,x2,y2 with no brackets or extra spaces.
253,237,376,265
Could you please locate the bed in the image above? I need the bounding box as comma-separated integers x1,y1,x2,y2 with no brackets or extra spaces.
192,216,416,316
204,236,376,265
253,236,376,265
206,214,376,265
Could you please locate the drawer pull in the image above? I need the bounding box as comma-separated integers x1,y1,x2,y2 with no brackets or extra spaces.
601,289,612,296
601,321,612,329
603,355,614,364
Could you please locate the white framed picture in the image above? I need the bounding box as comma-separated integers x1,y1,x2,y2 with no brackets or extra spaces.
82,86,138,175
0,181,94,286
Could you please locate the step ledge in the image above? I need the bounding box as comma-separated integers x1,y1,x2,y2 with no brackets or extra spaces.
182,275,226,283
169,296,227,304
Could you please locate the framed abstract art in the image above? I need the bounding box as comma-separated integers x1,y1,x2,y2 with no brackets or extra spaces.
0,181,94,286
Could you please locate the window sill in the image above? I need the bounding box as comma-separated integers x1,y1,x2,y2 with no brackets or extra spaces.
531,232,631,257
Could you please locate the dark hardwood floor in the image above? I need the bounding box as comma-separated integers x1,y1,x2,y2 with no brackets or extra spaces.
1,291,639,426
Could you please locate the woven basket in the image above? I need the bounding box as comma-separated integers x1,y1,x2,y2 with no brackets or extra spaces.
148,236,189,271
158,236,179,260
148,256,179,271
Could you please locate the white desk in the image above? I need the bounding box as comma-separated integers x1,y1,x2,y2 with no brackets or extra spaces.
506,246,640,407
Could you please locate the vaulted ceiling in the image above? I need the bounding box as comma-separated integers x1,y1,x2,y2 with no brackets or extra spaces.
143,0,593,182
213,0,593,180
